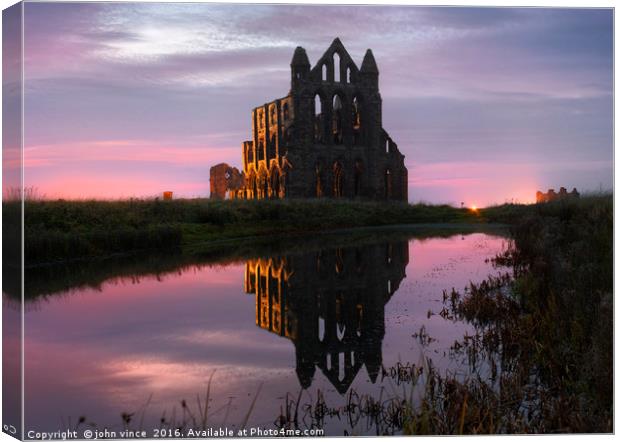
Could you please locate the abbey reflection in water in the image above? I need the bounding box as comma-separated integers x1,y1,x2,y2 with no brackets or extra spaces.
244,241,409,393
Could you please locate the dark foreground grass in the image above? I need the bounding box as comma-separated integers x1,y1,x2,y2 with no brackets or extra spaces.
6,194,610,269
9,198,482,265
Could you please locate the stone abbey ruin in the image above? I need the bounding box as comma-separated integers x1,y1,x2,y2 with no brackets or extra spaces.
210,38,408,201
536,187,580,203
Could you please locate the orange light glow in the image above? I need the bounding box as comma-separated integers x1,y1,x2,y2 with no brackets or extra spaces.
470,205,478,212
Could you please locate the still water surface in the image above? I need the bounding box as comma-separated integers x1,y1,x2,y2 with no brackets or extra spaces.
21,231,508,436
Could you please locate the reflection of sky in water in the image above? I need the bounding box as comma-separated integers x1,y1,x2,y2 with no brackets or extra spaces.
24,233,507,435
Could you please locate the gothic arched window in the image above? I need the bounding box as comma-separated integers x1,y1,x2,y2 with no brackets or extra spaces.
270,168,280,198
352,96,361,145
268,135,276,160
314,94,324,143
260,173,269,199
258,140,265,161
385,168,392,199
270,105,277,125
333,161,344,197
283,103,289,120
333,52,341,82
315,162,324,197
332,95,343,144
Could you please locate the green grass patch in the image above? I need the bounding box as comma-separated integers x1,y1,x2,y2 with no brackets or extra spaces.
14,198,483,265
9,194,610,266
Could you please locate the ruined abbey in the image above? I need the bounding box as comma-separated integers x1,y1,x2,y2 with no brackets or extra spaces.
536,187,580,203
210,38,408,201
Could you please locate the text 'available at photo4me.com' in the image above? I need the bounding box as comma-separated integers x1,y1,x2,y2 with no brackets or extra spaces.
24,428,326,439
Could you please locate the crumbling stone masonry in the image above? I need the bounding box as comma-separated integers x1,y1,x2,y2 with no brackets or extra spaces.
536,187,580,203
209,163,244,199
213,38,408,201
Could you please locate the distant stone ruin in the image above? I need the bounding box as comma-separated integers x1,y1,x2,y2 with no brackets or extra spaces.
209,163,244,199
536,187,580,203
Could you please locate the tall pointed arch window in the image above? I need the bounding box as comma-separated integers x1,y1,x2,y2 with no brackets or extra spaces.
258,140,265,161
332,95,343,144
314,94,324,143
352,96,361,145
385,168,392,199
269,105,277,125
268,134,276,160
333,161,344,197
333,52,341,82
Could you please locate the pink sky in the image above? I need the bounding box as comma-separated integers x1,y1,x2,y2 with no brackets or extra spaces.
6,4,613,206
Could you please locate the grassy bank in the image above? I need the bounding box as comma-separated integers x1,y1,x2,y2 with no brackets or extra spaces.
8,194,610,266
501,192,612,431
14,198,483,265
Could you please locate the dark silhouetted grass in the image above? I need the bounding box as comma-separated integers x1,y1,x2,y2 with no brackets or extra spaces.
13,193,610,268
16,198,483,265
433,192,613,433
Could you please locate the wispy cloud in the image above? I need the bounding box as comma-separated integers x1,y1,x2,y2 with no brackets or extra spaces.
22,4,613,204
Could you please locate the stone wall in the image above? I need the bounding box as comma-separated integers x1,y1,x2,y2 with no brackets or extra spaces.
536,187,580,203
209,163,244,199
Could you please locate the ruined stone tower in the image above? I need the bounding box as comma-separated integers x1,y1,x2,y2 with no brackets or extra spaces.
222,38,408,201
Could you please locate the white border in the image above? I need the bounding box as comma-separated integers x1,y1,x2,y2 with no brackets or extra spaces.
0,2,615,442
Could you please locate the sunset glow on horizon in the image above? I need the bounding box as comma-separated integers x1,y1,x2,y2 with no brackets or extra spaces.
12,4,613,206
